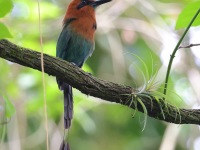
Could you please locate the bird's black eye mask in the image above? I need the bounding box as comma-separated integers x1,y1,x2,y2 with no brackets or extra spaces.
77,0,91,9
77,0,111,9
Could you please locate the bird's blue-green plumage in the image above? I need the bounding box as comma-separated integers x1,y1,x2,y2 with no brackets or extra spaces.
56,23,94,67
56,20,94,130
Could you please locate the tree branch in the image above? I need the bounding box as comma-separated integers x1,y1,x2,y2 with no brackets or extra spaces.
0,39,200,125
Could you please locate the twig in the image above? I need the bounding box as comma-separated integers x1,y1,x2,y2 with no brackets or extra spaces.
179,43,200,49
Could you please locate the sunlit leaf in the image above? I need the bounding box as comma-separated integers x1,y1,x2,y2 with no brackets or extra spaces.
0,0,13,18
0,23,12,39
176,1,200,29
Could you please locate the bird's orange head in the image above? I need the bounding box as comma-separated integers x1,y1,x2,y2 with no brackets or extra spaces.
63,0,111,41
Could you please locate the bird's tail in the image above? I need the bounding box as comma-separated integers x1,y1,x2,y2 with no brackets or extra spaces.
60,140,70,150
57,80,73,129
63,84,73,129
57,79,73,150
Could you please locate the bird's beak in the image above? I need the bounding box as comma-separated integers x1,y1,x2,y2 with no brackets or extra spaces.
90,0,111,8
77,0,111,9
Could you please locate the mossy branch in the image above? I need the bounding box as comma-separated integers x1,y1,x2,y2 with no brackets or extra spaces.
0,39,200,125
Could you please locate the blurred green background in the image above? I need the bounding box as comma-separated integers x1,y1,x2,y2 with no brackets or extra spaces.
1,0,200,150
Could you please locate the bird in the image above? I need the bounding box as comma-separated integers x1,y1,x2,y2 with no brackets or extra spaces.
56,0,111,149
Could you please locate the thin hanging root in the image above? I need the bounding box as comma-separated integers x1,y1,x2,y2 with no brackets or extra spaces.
130,94,138,118
150,91,169,119
159,103,165,120
137,91,166,119
174,106,182,124
37,0,49,149
137,97,148,131
121,94,133,106
122,93,138,117
137,93,153,111
137,92,166,119
125,93,148,131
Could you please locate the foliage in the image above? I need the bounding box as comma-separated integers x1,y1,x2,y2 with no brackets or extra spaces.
176,1,200,29
0,23,12,39
0,0,13,18
0,0,13,39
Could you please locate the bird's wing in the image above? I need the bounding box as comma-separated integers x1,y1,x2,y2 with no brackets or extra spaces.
56,18,77,59
56,26,71,59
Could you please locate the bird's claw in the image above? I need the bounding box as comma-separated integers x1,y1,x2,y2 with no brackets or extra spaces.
70,62,77,66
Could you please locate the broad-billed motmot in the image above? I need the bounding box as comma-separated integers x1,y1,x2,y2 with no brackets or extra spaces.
56,0,111,147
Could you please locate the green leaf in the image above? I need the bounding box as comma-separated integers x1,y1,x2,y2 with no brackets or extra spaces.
0,0,13,18
0,23,12,39
3,95,15,118
176,2,200,29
